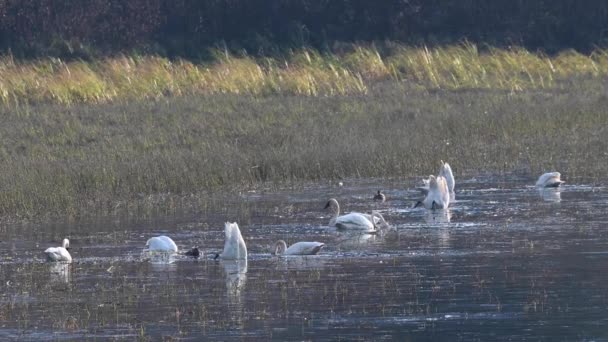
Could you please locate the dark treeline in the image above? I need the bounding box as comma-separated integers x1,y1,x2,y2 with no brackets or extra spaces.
1,0,608,59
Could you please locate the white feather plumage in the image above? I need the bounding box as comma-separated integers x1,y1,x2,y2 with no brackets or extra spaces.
45,238,72,263
274,240,325,255
218,222,248,260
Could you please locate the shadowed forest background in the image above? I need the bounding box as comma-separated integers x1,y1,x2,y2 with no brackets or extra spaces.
2,1,608,58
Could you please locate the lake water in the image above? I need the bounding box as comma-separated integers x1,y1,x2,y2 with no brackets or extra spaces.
1,175,607,341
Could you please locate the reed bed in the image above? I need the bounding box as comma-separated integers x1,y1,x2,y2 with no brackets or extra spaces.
0,74,606,219
2,44,608,106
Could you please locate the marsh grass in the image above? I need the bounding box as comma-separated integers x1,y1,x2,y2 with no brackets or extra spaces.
0,75,607,218
3,44,608,106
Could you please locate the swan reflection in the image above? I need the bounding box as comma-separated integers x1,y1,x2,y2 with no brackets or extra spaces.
275,255,329,271
222,259,247,303
143,250,178,265
424,208,452,224
49,262,71,283
538,188,561,202
335,231,376,250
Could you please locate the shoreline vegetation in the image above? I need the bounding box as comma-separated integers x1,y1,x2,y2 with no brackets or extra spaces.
2,44,608,106
1,44,607,219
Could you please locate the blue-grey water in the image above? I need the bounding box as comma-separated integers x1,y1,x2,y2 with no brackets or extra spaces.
0,175,607,341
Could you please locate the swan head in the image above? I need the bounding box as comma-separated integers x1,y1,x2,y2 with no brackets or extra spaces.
274,240,288,255
62,239,70,249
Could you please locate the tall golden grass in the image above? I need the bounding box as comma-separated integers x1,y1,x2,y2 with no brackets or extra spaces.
2,43,608,106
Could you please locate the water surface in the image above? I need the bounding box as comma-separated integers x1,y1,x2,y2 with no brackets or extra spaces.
1,176,607,341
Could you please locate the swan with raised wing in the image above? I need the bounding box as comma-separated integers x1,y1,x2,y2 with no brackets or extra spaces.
415,175,450,209
418,160,455,198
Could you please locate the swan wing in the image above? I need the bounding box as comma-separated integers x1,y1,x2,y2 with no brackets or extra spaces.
45,247,61,261
285,242,325,255
147,236,178,252
146,237,159,249
335,213,374,230
439,162,455,192
157,236,178,252
437,176,450,207
45,247,72,262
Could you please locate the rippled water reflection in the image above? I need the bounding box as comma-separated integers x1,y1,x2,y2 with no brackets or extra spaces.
1,176,607,340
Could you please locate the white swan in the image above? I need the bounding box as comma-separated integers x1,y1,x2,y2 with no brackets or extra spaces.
274,240,325,256
536,172,564,188
216,222,247,260
45,238,72,263
324,198,375,231
146,235,178,252
415,175,450,209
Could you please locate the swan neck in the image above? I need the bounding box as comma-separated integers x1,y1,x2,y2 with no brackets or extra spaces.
326,200,339,226
332,201,340,218
275,241,287,255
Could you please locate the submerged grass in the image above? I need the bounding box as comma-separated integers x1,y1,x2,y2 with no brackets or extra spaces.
3,44,608,106
0,76,607,219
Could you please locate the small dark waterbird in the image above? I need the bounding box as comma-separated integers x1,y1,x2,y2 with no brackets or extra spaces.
373,190,386,202
185,247,200,258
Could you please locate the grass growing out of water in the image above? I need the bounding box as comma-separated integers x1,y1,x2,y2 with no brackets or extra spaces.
0,74,607,218
2,44,608,106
